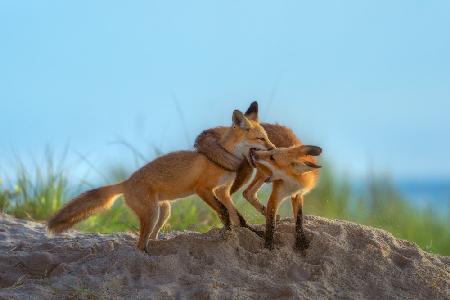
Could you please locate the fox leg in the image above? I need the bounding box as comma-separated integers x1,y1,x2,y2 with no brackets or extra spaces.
292,194,310,250
230,160,254,195
138,202,160,252
149,201,171,240
214,193,264,238
291,194,300,221
208,196,264,237
243,171,268,216
196,188,231,229
265,184,282,250
214,186,241,226
198,188,263,237
124,192,160,251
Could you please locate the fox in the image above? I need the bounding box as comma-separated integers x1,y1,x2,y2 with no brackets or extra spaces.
47,109,275,251
195,101,303,218
249,145,322,250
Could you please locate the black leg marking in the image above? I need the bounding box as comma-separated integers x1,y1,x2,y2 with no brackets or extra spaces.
212,197,264,238
237,212,264,238
295,206,310,250
213,197,231,230
237,212,249,227
261,205,267,215
265,211,276,250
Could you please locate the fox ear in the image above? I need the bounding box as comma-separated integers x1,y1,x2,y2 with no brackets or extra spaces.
301,145,322,156
232,110,251,129
291,145,322,156
292,161,322,174
244,101,259,121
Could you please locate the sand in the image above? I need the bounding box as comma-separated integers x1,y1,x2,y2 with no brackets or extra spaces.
0,213,448,299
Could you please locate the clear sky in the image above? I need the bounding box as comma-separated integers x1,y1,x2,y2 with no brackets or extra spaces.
1,1,449,180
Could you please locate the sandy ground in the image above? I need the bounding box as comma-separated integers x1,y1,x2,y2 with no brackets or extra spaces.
0,213,449,299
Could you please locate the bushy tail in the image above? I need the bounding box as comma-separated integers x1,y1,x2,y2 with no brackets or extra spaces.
47,183,124,233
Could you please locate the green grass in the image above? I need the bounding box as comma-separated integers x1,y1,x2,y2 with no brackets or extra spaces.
1,153,449,256
0,151,68,220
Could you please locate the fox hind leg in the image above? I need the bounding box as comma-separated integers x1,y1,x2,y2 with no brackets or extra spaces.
149,201,171,240
197,188,262,237
138,202,159,252
213,187,264,238
197,188,231,229
214,186,241,226
124,192,160,252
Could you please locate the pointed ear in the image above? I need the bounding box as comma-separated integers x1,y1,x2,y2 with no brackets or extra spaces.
300,145,322,156
232,110,251,129
244,101,259,121
289,145,321,157
292,161,321,174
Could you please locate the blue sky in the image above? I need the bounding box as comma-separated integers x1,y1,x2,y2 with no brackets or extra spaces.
1,0,449,180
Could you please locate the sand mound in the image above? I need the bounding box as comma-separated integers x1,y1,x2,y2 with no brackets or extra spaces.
0,213,448,299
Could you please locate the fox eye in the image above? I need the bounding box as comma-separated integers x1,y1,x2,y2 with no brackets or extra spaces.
257,137,265,141
270,155,275,161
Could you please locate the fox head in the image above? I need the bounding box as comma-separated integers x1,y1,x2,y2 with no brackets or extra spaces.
228,103,275,159
250,145,322,191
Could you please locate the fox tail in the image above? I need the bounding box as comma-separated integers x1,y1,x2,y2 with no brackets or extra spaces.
47,183,124,233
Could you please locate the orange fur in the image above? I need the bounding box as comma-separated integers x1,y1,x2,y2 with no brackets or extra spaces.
48,184,122,233
251,145,322,250
47,110,274,251
194,101,304,216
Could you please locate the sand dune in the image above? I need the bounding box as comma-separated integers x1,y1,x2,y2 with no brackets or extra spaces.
0,213,448,299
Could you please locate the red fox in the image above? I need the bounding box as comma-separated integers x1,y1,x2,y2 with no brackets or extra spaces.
48,109,275,251
195,101,303,218
249,145,322,250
